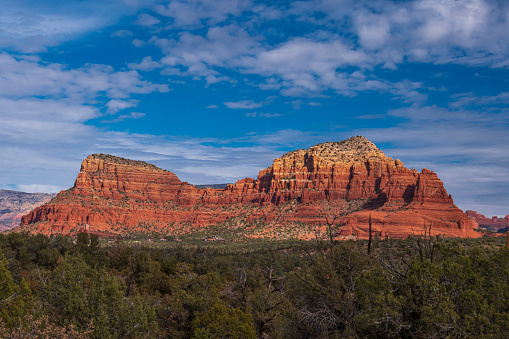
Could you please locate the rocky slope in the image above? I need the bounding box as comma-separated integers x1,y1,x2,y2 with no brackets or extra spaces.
466,210,509,232
0,190,55,231
17,136,480,238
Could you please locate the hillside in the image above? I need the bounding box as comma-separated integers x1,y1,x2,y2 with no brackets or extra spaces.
466,210,509,232
0,190,55,231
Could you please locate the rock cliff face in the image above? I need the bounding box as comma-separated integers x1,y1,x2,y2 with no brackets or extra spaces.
18,136,480,238
0,190,55,231
466,210,509,232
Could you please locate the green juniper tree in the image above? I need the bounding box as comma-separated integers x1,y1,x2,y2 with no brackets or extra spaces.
0,248,33,329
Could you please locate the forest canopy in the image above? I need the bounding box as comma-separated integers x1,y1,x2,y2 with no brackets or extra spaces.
0,232,508,338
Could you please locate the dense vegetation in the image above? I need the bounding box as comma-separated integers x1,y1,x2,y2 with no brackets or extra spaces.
0,231,508,338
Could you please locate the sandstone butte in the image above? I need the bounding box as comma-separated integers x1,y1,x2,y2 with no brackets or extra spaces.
16,136,481,239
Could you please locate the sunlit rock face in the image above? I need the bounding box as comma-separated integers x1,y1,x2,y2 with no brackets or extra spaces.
18,136,479,238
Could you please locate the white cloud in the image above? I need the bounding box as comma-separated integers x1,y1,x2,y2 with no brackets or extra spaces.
0,51,172,192
0,99,102,174
106,99,140,114
242,37,371,93
224,100,263,109
289,100,303,109
135,13,161,27
451,91,509,108
0,0,159,52
207,105,218,108
151,25,426,98
0,53,169,100
144,0,509,98
205,74,235,85
17,184,62,194
355,11,391,51
132,39,145,47
0,12,102,52
245,112,283,118
5,0,509,97
111,29,133,37
155,24,262,82
155,0,252,28
102,112,146,123
128,56,162,71
356,0,509,66
288,100,323,109
415,0,489,47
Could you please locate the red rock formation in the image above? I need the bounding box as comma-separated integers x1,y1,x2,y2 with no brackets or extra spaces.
466,210,509,231
17,136,480,238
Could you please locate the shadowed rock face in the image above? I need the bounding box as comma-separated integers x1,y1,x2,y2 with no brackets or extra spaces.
0,190,55,231
17,136,479,238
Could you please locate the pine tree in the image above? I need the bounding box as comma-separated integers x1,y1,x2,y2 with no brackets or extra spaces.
0,248,34,328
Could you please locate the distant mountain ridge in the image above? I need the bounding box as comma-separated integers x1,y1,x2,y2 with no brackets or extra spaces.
16,136,479,238
0,190,55,231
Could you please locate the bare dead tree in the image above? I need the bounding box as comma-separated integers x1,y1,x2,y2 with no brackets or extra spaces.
221,262,287,339
0,293,18,305
317,198,369,263
367,214,372,256
370,223,444,336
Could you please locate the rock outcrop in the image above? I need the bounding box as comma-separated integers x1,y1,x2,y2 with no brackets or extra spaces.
466,210,509,232
0,190,55,231
17,136,480,238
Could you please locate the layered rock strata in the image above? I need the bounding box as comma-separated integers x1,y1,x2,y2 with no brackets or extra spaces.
466,211,509,232
18,136,480,238
0,190,55,231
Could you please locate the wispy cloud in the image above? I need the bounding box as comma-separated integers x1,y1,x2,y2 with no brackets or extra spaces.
106,99,140,114
17,184,62,194
289,100,323,109
135,0,509,98
0,0,158,52
0,53,169,100
245,112,282,118
102,112,146,123
111,30,133,37
135,13,161,27
451,91,509,108
0,50,171,192
155,24,261,84
224,100,263,109
127,56,162,71
154,0,252,28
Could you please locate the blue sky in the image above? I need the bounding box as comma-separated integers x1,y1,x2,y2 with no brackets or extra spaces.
1,0,508,217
